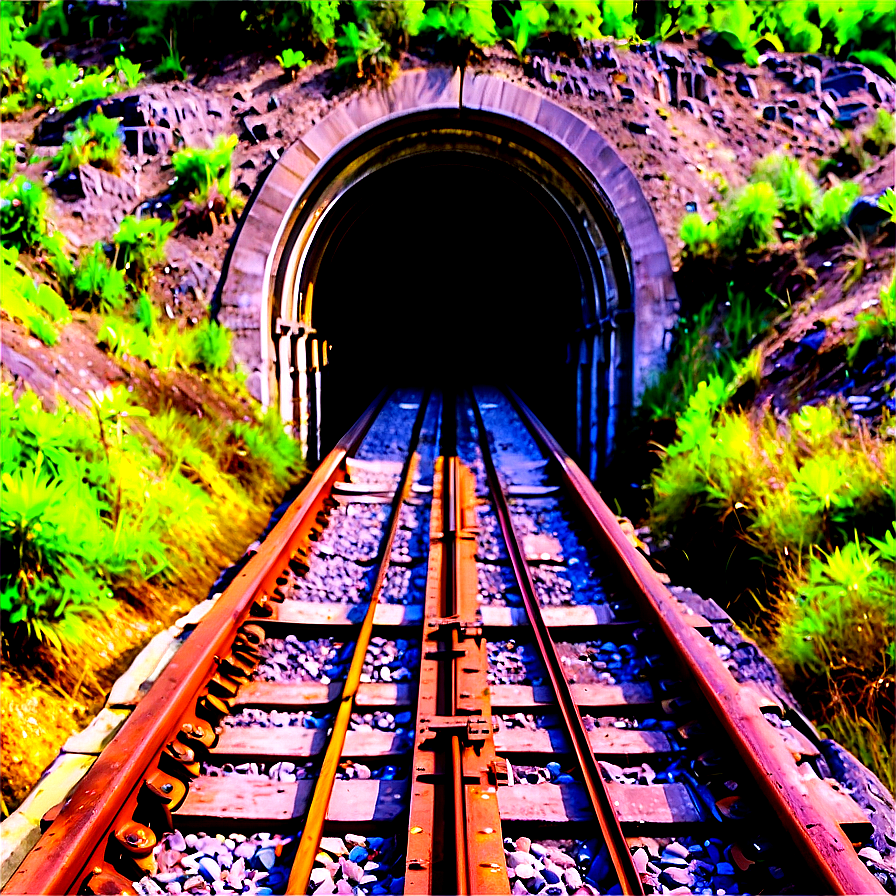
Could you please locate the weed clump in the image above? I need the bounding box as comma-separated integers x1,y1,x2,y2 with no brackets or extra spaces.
171,136,242,234
52,112,122,176
112,216,174,290
680,154,866,259
0,176,46,251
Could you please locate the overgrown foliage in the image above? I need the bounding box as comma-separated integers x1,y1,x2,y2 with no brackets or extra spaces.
70,242,129,313
681,155,863,260
0,382,305,654
112,216,174,290
51,112,122,177
650,391,895,788
1,8,145,117
0,176,46,251
171,136,242,234
848,277,896,365
0,245,70,345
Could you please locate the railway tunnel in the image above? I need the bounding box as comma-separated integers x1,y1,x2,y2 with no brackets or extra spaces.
217,69,678,476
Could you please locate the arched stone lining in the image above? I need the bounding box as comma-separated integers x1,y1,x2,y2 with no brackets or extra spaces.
217,68,677,469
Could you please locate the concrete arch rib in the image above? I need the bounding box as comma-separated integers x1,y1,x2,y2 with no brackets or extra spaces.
217,68,677,465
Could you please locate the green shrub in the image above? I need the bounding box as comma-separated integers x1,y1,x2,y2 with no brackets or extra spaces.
717,181,781,252
420,0,498,70
752,154,820,236
276,47,309,76
336,19,394,80
809,181,860,235
114,56,144,89
231,407,304,485
849,277,895,364
0,246,68,345
502,0,550,59
863,108,895,158
879,188,896,224
679,212,718,258
72,243,129,312
640,288,771,421
134,291,158,334
0,385,177,649
52,112,122,176
774,527,894,670
155,32,186,81
0,176,47,251
0,140,16,178
307,0,341,44
192,320,232,372
545,0,607,41
170,135,242,232
112,216,173,289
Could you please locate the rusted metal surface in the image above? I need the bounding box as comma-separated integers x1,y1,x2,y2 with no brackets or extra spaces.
470,393,645,896
405,455,508,896
508,389,885,896
284,395,429,895
2,392,388,896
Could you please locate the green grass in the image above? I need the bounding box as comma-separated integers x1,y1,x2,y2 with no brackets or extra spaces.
1,380,306,653
680,153,864,259
848,277,895,365
0,176,47,251
112,216,174,290
71,242,129,312
650,390,895,788
171,136,243,233
52,112,122,176
0,245,68,345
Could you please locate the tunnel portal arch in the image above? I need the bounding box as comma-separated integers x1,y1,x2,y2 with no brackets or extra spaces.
217,69,677,477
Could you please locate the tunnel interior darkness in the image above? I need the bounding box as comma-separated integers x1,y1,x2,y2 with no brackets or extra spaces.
311,156,584,454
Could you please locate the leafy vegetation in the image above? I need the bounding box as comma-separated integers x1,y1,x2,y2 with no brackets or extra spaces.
277,48,310,77
0,140,16,179
640,286,771,420
649,391,895,788
71,242,129,313
51,111,122,177
1,377,305,653
681,154,866,259
0,247,68,345
0,176,46,251
112,216,174,290
171,136,242,234
192,320,233,372
848,277,895,365
0,9,147,117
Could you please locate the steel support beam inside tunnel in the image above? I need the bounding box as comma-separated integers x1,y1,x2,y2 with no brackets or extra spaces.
216,68,678,476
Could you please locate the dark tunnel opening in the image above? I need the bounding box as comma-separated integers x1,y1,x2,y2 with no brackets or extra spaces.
312,157,584,456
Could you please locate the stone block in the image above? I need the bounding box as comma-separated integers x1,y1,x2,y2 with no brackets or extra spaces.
63,707,131,755
13,753,96,827
0,812,41,888
107,627,181,707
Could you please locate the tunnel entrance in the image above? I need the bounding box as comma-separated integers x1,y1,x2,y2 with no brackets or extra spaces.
218,71,678,480
312,156,582,455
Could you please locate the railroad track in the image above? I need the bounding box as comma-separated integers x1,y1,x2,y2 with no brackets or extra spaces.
3,388,886,896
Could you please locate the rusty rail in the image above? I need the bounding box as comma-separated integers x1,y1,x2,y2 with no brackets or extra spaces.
405,440,508,895
3,391,389,896
470,392,645,896
285,392,430,894
505,388,886,896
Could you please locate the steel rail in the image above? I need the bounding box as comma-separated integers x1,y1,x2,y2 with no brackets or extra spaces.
3,391,390,896
469,392,645,896
506,388,886,896
285,392,432,895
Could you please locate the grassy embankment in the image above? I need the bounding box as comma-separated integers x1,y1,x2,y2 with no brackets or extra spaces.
0,36,304,811
627,130,895,790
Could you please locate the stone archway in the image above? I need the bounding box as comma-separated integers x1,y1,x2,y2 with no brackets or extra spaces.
217,68,677,476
